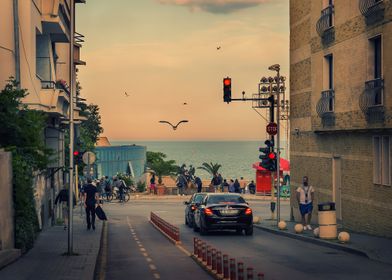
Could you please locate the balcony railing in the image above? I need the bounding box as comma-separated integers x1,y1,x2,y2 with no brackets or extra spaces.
316,89,335,126
359,0,384,22
316,5,334,37
359,78,384,122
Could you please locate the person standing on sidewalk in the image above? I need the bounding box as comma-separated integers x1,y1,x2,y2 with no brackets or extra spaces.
195,176,203,193
83,178,99,230
150,173,156,195
54,185,76,230
296,176,315,230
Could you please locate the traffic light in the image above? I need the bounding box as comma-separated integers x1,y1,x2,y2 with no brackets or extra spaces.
259,140,277,171
223,77,231,103
73,150,84,165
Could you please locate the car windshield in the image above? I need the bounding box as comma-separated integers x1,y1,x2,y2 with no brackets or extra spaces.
192,194,206,203
207,195,245,204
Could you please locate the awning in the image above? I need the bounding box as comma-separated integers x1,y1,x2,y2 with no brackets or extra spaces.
252,158,290,171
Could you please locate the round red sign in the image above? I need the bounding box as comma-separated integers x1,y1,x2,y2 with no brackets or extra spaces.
266,122,278,135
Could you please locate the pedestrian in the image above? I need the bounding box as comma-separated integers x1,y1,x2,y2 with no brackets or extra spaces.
211,174,220,192
83,178,99,230
248,180,256,194
234,179,241,193
195,176,203,193
221,179,229,192
239,177,246,194
296,176,315,230
104,176,112,199
228,179,235,193
54,185,76,230
177,173,187,196
150,173,156,195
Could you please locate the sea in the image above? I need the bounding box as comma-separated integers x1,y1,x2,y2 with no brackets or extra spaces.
111,141,288,181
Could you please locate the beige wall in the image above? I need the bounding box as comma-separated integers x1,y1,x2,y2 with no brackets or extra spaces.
0,151,15,250
290,0,392,237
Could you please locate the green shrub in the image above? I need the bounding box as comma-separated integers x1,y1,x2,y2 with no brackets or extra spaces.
137,181,146,192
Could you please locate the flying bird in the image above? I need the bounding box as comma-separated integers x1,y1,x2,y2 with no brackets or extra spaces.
217,46,221,50
183,102,188,105
124,92,130,97
159,120,189,131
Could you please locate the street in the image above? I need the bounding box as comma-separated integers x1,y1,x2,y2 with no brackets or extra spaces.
102,198,392,280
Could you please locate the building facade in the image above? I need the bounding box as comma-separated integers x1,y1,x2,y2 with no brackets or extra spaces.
290,0,392,237
0,0,86,229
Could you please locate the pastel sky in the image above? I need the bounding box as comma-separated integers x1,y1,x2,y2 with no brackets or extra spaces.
76,0,289,141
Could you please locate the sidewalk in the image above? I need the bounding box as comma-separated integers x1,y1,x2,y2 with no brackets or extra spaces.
0,213,103,280
255,219,392,265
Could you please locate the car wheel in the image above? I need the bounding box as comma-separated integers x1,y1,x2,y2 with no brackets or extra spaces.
236,228,243,235
185,216,189,226
199,220,208,236
245,226,253,236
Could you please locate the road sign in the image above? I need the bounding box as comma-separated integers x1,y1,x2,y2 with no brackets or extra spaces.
266,122,278,135
83,166,94,176
82,151,96,165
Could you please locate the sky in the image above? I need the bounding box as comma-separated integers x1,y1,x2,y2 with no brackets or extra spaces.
76,0,289,141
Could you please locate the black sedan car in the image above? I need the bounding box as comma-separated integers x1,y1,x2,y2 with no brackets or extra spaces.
184,193,207,227
193,193,253,235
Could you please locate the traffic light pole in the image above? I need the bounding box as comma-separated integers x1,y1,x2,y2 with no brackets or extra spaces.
276,69,281,225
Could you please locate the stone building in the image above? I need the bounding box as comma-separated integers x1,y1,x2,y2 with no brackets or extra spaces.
0,0,86,229
290,0,392,237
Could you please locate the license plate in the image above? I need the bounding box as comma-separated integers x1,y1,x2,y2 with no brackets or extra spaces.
220,210,239,215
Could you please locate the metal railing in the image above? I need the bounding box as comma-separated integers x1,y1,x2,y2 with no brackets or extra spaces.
316,89,335,117
359,0,384,17
316,5,334,37
359,78,384,122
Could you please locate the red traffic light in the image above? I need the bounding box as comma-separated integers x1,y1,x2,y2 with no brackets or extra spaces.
268,152,276,160
73,151,79,156
223,78,231,86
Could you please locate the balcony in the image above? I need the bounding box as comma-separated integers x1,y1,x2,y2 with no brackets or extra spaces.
359,0,385,24
316,5,335,45
36,79,70,117
359,78,384,123
41,0,71,42
316,89,335,126
74,32,86,65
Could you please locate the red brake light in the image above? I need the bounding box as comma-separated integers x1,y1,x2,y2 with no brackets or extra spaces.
191,205,196,211
245,208,252,215
204,208,213,216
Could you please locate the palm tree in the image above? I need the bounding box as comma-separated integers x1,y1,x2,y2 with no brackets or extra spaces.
197,162,222,178
149,159,178,185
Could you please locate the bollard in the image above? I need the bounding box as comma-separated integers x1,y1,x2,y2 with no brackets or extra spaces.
211,249,217,271
257,272,265,280
237,262,244,280
194,237,198,255
217,251,223,275
223,254,229,279
197,240,203,259
246,267,254,280
202,242,207,263
207,245,212,267
229,258,236,280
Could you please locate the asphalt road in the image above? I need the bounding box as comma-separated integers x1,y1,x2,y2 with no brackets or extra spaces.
103,198,392,280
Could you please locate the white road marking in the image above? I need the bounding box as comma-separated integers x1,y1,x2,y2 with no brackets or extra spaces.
149,264,157,270
146,257,152,262
140,248,146,252
153,273,161,279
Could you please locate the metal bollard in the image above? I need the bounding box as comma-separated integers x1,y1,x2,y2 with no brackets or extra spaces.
229,258,236,280
216,251,223,275
257,272,265,280
194,237,198,255
202,242,207,263
246,267,254,280
211,248,217,271
197,240,203,259
207,246,212,267
223,254,229,279
237,262,244,280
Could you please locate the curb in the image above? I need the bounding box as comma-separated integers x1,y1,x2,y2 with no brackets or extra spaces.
190,254,223,280
254,224,369,258
94,221,108,280
149,220,181,245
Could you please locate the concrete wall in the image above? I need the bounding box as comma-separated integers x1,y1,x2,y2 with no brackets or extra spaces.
0,151,14,250
290,0,392,237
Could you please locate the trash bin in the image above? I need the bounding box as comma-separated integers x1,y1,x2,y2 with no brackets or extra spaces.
318,202,337,239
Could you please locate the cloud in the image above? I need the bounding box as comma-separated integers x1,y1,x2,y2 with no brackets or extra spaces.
157,0,269,14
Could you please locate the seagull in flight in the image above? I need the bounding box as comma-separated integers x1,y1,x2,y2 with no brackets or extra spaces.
159,120,189,131
217,46,221,50
183,102,188,105
125,92,130,97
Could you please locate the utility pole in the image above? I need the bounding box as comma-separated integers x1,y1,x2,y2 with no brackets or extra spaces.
13,0,20,86
68,0,75,255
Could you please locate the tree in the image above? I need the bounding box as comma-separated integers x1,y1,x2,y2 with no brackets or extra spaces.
79,104,103,151
0,79,51,252
146,151,178,185
198,162,222,178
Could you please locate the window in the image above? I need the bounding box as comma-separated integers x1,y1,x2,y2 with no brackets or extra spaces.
373,136,391,186
322,54,334,112
368,36,383,106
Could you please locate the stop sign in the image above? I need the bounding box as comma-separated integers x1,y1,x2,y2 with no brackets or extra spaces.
266,122,278,135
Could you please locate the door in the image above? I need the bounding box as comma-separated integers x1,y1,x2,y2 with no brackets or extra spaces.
332,156,342,221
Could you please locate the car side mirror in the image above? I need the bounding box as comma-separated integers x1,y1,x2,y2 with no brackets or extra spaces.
184,201,190,205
